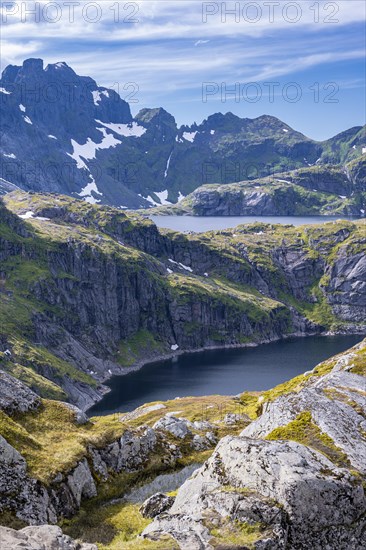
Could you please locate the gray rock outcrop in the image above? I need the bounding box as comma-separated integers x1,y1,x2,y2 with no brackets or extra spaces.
242,344,366,473
139,492,175,518
0,371,41,414
0,412,217,525
143,339,366,549
153,415,193,439
143,437,366,549
0,525,97,549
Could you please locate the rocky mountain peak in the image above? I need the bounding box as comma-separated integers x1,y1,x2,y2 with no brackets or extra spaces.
136,107,176,127
22,57,44,74
1,58,44,83
0,58,365,209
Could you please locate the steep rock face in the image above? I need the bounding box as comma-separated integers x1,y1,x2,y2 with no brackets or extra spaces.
1,58,365,208
143,339,366,549
164,160,366,217
1,194,365,408
0,370,41,414
327,252,366,321
0,435,56,525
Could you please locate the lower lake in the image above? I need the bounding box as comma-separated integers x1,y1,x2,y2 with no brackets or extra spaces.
89,335,362,416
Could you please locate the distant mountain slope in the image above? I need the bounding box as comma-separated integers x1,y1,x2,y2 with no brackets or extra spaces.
0,177,20,196
1,59,365,209
154,159,366,217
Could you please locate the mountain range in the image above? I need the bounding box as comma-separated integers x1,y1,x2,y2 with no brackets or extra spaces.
1,58,365,211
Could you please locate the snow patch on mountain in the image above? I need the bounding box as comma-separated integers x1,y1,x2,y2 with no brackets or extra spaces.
177,192,185,202
18,211,50,221
19,211,34,219
155,190,171,205
68,129,121,170
96,120,146,138
3,153,16,159
92,90,109,106
77,178,103,203
164,152,172,178
0,87,11,94
48,135,57,140
67,131,120,203
168,259,193,272
19,104,26,112
146,197,158,206
24,116,32,125
183,131,197,143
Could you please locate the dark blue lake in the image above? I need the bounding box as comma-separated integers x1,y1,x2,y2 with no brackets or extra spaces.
89,335,362,415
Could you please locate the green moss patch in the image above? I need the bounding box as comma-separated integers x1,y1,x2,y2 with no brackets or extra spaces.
265,411,350,467
117,330,165,367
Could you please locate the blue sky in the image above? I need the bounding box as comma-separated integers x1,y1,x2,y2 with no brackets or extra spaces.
1,0,365,140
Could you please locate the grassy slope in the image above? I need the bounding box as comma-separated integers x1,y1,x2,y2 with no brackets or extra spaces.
1,193,365,406
1,340,363,548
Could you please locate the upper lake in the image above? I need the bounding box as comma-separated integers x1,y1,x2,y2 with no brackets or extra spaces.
89,335,362,416
150,215,360,233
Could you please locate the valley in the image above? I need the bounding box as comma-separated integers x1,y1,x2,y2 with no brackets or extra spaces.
0,191,365,412
1,6,365,548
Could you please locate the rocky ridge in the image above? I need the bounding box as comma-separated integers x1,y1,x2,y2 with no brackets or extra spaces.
0,337,364,549
0,372,221,526
1,59,365,209
154,160,366,217
142,338,366,549
0,192,365,410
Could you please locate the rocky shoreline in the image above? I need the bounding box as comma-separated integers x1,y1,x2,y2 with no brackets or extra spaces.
85,328,366,413
1,338,365,549
1,193,365,412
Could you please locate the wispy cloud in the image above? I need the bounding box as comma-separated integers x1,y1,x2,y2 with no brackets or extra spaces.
0,0,364,138
194,40,210,46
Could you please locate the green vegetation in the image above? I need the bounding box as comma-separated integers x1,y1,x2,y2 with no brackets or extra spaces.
0,359,66,400
117,330,165,367
63,501,178,549
350,345,366,376
207,518,265,549
11,340,97,387
266,411,350,467
0,400,126,484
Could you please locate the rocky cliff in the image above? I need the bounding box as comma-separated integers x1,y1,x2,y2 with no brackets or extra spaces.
1,192,365,410
155,160,366,217
143,339,366,549
1,59,365,209
0,336,365,549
